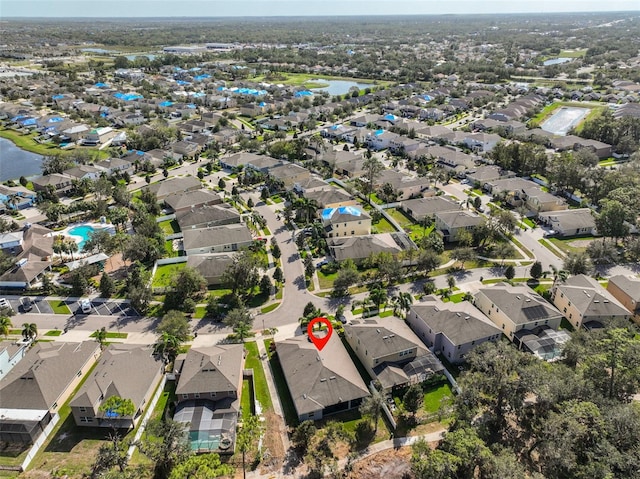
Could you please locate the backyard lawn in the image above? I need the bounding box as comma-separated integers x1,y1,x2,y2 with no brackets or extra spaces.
268,352,299,426
385,208,415,228
371,216,396,234
317,269,337,290
158,219,180,235
152,262,185,288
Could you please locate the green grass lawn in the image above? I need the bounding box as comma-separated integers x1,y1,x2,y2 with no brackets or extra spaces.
158,219,180,235
423,382,454,414
48,300,71,315
549,236,595,255
244,341,273,412
152,262,185,288
522,218,536,228
386,208,415,228
164,239,179,258
442,292,467,303
317,269,337,289
372,217,396,234
44,330,63,336
150,380,176,422
193,306,206,319
0,128,109,159
260,302,280,314
241,379,254,419
89,331,128,339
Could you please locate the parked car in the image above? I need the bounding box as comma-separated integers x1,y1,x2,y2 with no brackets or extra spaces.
80,299,92,314
316,259,329,269
544,230,557,238
20,296,33,312
0,298,12,311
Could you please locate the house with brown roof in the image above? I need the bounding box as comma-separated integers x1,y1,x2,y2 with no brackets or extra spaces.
173,344,245,453
344,317,443,391
0,342,100,444
551,275,631,330
70,345,163,429
276,334,369,422
607,275,640,321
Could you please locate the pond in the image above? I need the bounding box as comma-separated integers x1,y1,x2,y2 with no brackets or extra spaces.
541,107,590,136
0,136,44,181
543,57,572,66
126,54,157,61
307,79,376,96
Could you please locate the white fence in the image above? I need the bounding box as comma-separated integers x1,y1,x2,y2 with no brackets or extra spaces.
156,214,176,223
20,413,61,471
127,375,167,459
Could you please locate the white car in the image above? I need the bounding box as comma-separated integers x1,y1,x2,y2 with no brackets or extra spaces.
0,298,12,311
80,299,92,314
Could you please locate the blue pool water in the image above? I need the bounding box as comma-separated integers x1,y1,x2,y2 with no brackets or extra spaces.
68,225,96,250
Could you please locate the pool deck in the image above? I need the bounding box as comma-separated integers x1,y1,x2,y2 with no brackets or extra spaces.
48,222,116,249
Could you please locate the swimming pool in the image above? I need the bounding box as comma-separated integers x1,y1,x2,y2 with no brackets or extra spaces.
67,225,97,250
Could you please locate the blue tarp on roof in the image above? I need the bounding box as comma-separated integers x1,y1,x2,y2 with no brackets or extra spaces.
20,118,37,126
217,86,227,91
11,115,26,122
375,129,385,136
193,74,211,81
48,117,64,123
190,92,206,98
159,101,174,107
94,82,109,88
294,90,313,98
321,206,362,221
383,114,397,121
190,67,202,72
422,95,433,101
114,92,143,101
176,80,191,86
259,102,266,107
52,94,65,100
186,104,196,109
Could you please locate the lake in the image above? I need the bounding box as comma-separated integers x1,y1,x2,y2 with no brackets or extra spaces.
307,79,376,96
541,107,591,136
126,54,157,61
0,137,44,181
543,57,572,66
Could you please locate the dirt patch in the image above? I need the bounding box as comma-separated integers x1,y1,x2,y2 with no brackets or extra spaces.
347,447,414,479
259,409,286,473
566,239,596,248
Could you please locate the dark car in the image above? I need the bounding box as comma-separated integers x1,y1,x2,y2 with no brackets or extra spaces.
21,296,33,312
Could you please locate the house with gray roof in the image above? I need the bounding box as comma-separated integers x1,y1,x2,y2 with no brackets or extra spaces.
538,209,596,237
176,204,241,231
474,283,563,343
32,173,74,196
435,210,482,242
173,344,245,454
276,334,369,422
63,164,103,181
70,345,163,429
95,157,134,176
407,296,501,364
182,224,253,255
164,189,223,213
0,342,100,444
327,234,404,263
186,254,235,286
144,176,202,201
267,163,311,190
373,170,433,201
344,317,443,391
401,196,459,222
322,205,371,238
302,187,356,209
551,275,631,330
465,166,516,185
607,275,640,321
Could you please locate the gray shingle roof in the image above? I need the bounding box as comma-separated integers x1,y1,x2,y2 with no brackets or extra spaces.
0,342,99,410
608,275,640,303
328,234,402,262
175,344,244,397
410,296,501,345
555,275,630,318
164,189,222,212
182,224,252,250
476,283,562,325
176,204,240,229
277,335,369,417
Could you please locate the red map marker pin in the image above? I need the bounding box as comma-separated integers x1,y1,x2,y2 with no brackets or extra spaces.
307,317,333,351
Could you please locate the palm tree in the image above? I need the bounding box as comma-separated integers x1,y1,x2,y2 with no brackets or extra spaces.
65,239,79,261
21,322,38,341
94,327,107,349
359,388,384,434
0,316,12,338
234,322,252,343
367,286,387,313
154,331,181,363
392,292,413,318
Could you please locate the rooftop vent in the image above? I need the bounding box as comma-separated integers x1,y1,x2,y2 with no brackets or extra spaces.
383,336,389,340
329,376,336,380
320,378,326,382
376,329,381,333
516,296,521,300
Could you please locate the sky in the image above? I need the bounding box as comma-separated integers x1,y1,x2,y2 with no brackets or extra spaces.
1,0,639,18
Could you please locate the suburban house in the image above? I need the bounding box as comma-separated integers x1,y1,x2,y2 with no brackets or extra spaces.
551,275,631,330
407,296,502,364
473,283,563,342
181,224,253,255
321,206,371,238
462,132,502,152
550,135,612,159
344,317,444,391
0,342,101,444
465,166,516,185
365,130,399,151
94,157,134,176
173,344,245,454
0,341,30,381
303,187,357,209
401,196,460,222
163,189,223,213
83,127,117,145
175,204,241,231
219,152,268,171
434,210,482,242
0,256,52,290
64,164,103,181
0,184,37,211
275,334,369,422
607,275,640,321
70,345,163,429
144,176,202,201
171,140,201,158
186,254,235,286
485,177,567,212
327,234,404,263
267,163,311,190
373,170,433,201
32,173,74,196
538,209,596,237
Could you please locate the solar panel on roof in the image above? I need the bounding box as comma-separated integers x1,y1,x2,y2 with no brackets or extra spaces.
522,305,550,321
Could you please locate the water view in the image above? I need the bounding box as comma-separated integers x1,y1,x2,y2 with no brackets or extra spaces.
308,79,376,96
0,136,44,181
543,57,572,66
